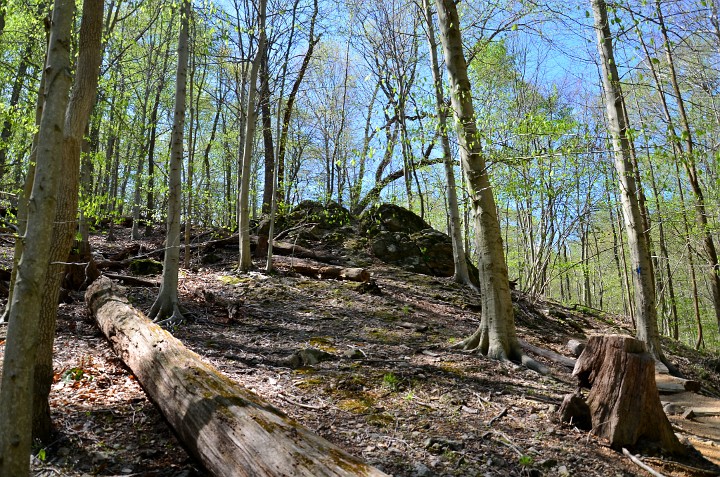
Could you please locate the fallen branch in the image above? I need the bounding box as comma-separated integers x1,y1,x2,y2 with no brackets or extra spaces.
622,448,667,477
104,273,159,287
86,277,387,477
519,339,576,369
655,374,701,394
277,257,370,283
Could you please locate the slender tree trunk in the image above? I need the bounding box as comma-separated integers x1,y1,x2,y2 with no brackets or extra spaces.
435,0,544,372
260,52,274,215
0,1,74,472
149,0,190,324
421,0,472,287
238,0,267,271
0,44,33,183
656,0,720,329
591,0,665,363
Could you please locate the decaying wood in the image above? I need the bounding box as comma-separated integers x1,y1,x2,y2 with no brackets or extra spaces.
573,335,686,454
104,273,160,287
519,339,576,368
277,257,370,283
655,374,701,394
86,277,387,477
189,234,340,264
95,258,131,271
107,243,141,261
559,393,592,430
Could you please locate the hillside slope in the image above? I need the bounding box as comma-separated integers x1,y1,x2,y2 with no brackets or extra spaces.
1,206,720,476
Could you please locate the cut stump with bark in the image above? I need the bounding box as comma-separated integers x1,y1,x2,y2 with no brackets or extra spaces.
573,334,686,454
85,276,388,477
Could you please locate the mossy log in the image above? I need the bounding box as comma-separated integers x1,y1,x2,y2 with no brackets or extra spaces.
573,334,686,454
85,277,388,477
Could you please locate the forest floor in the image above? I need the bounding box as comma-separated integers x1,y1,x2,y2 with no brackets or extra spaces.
2,223,720,477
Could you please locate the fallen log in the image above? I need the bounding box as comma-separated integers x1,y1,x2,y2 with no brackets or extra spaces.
86,277,387,477
655,374,701,394
519,339,576,369
275,257,370,283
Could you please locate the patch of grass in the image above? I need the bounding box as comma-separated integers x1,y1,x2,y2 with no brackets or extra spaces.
382,372,400,391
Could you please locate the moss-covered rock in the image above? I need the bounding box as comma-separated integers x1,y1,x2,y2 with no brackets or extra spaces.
360,203,430,236
129,259,163,275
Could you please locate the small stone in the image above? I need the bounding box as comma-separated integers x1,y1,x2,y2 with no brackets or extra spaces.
663,403,684,415
121,468,133,474
413,462,431,477
558,465,570,476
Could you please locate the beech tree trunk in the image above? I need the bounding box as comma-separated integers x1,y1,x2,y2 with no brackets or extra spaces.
238,0,267,271
572,335,685,454
421,0,473,288
86,277,387,477
434,0,544,373
149,0,190,324
0,1,74,473
591,0,665,364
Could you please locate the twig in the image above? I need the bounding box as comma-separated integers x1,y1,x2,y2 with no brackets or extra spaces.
622,448,667,477
488,406,508,426
278,393,326,410
493,430,524,456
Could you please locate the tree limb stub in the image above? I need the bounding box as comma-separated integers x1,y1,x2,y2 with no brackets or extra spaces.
85,276,388,477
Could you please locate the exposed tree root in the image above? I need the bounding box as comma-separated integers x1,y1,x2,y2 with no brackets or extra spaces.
148,295,187,326
450,328,549,374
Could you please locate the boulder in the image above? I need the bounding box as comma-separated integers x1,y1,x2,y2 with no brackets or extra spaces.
360,203,431,236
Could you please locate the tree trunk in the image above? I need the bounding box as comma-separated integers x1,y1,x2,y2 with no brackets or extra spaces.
421,0,473,288
572,335,685,454
32,0,104,442
0,1,74,473
434,0,544,373
86,277,387,477
591,0,665,364
656,0,720,330
149,0,190,324
260,51,275,216
238,0,267,271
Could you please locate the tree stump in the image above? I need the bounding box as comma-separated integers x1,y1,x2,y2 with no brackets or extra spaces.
573,334,685,454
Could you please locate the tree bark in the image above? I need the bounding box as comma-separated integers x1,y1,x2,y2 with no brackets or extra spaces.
434,0,544,373
421,0,473,288
238,0,267,271
0,1,74,473
591,0,665,364
86,277,387,477
655,0,720,331
573,335,685,454
31,0,104,441
149,0,190,324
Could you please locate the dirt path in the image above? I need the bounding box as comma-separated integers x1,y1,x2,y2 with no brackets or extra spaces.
664,391,720,466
